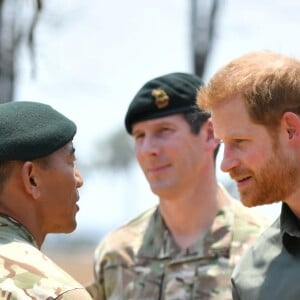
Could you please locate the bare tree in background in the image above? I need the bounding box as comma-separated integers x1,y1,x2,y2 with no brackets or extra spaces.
191,0,239,198
0,0,42,102
191,0,220,77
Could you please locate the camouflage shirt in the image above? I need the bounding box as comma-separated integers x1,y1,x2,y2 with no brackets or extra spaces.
87,186,269,300
87,188,268,300
0,215,92,300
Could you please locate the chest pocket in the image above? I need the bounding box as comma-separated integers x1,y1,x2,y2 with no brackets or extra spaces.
103,260,164,300
163,257,233,300
192,260,232,300
103,257,232,300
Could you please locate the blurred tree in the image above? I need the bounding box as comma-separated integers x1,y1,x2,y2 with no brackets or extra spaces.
191,0,220,77
93,128,134,173
0,0,42,102
90,128,136,215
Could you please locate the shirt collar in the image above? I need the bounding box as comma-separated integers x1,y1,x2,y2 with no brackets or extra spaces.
138,207,179,258
138,186,234,259
0,214,38,248
280,203,300,254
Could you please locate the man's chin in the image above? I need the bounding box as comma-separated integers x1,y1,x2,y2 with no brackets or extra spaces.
240,199,256,207
240,197,280,207
53,222,77,234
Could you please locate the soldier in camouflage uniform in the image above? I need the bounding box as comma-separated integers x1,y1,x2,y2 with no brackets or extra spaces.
0,101,92,299
86,73,269,300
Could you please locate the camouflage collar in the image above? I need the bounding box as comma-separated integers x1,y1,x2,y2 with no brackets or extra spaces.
0,214,38,248
138,207,180,258
138,187,235,259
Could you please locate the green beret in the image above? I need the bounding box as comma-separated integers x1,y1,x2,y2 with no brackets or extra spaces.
125,72,204,134
0,101,76,160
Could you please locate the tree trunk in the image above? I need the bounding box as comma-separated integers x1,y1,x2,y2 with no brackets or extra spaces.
0,0,43,103
0,0,15,102
191,0,219,77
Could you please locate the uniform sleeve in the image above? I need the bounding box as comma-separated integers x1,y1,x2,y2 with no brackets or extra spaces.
85,241,107,300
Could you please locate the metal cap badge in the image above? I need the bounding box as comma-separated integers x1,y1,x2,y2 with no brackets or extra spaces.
152,88,170,109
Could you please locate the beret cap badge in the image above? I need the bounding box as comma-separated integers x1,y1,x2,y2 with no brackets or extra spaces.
124,72,205,134
151,88,169,109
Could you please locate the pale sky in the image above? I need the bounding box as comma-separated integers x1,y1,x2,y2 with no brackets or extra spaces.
16,0,299,238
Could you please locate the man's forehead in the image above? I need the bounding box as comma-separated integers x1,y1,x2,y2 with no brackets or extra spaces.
210,97,252,136
132,114,182,130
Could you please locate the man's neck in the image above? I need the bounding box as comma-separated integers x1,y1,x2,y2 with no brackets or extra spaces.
158,181,226,250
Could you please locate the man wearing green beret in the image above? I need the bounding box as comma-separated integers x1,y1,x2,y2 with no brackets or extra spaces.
0,101,92,299
87,73,269,299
